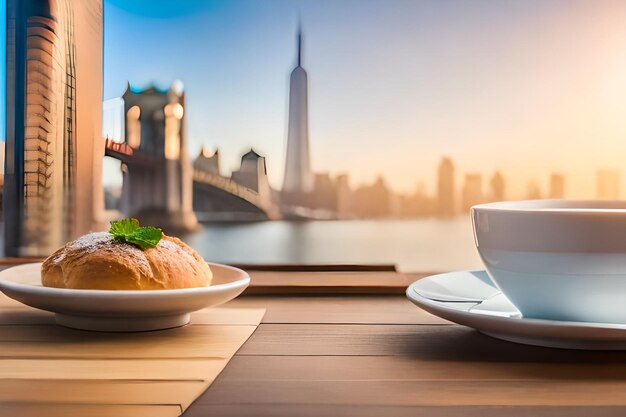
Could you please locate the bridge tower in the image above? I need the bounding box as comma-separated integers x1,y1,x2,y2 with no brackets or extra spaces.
118,82,198,232
231,149,271,198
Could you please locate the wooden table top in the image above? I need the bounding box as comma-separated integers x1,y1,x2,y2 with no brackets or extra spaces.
2,262,626,416
184,290,626,416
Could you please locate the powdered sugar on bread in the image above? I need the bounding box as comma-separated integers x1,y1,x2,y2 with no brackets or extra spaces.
41,232,212,290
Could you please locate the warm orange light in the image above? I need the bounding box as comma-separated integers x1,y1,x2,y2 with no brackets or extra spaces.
164,103,184,120
126,105,141,149
164,104,181,160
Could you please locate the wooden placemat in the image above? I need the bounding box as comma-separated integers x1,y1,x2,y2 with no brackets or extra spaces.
0,291,265,417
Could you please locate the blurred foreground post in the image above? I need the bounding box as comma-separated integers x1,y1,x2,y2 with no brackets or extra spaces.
4,0,104,256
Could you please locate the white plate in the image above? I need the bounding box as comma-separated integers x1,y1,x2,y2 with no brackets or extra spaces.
0,262,250,332
407,271,626,350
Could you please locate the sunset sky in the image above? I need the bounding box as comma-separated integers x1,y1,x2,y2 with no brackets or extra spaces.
3,0,626,199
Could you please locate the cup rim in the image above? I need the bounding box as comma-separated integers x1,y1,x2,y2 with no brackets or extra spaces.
472,199,626,214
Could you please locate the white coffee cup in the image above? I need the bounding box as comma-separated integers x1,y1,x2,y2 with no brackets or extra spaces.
471,200,626,324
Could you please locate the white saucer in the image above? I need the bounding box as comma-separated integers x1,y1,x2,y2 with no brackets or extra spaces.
407,271,626,350
0,263,250,332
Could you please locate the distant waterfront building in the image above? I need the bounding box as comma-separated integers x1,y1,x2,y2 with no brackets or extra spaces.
596,170,620,200
4,0,104,256
282,27,314,207
409,183,437,217
336,174,353,219
461,173,483,212
231,149,271,198
437,157,455,217
312,173,337,212
194,147,221,176
489,171,505,201
354,176,391,218
118,83,197,231
394,183,436,218
527,181,542,200
549,173,565,199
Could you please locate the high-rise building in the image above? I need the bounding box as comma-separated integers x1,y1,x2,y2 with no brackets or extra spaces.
489,171,505,201
437,157,455,217
549,173,565,199
282,27,314,207
596,170,620,200
461,173,483,212
4,0,104,256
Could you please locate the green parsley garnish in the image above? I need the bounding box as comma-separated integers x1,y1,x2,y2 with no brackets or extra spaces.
109,218,163,250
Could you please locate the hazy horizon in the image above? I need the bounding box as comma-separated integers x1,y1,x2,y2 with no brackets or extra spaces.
4,0,626,199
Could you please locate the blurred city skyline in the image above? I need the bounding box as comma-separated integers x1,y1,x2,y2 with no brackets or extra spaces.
4,0,626,199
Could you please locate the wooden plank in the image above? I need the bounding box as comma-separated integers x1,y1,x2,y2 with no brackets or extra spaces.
0,403,181,417
184,404,626,417
0,379,206,408
238,324,479,356
228,296,449,325
0,308,54,324
0,259,400,273
0,322,253,342
246,271,424,287
244,271,416,295
0,302,265,326
218,355,626,382
0,358,228,380
234,264,398,272
0,293,446,328
0,295,28,309
0,258,42,266
0,289,265,416
0,293,441,326
0,323,239,341
238,324,626,360
0,324,257,358
0,262,427,295
190,307,266,325
196,379,626,406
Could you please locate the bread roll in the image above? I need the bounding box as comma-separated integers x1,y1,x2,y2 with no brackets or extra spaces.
41,232,212,290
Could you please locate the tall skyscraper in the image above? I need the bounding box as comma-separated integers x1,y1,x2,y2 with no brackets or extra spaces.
437,157,455,217
549,173,565,199
596,170,620,200
282,27,314,206
4,0,104,256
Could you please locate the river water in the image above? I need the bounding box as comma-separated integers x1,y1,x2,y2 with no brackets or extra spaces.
181,217,483,272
